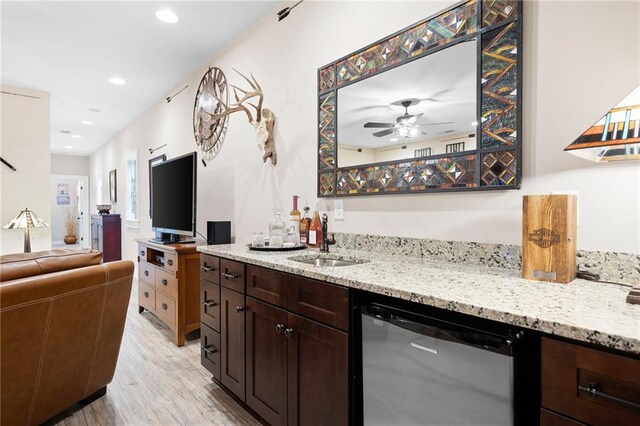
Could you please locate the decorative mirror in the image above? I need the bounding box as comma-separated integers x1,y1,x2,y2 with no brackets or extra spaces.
317,0,522,197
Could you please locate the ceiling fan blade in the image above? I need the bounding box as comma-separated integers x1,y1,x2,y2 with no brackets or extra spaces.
416,121,454,127
372,129,394,137
364,122,395,128
407,113,423,124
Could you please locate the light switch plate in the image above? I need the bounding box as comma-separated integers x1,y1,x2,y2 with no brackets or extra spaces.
334,199,344,221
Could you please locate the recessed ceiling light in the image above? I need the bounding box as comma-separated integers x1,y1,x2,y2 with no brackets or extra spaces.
81,120,93,125
156,9,179,24
109,77,126,85
64,145,73,149
71,134,82,139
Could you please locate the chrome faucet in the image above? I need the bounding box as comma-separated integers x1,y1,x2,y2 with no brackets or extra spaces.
320,213,336,253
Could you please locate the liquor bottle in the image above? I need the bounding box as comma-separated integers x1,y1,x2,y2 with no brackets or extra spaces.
288,195,301,245
299,202,311,245
308,201,322,248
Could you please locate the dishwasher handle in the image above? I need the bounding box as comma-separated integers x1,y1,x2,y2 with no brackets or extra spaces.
363,303,521,356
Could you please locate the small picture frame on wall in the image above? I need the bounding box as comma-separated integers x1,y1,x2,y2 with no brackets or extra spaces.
149,154,166,218
56,195,70,205
109,169,117,203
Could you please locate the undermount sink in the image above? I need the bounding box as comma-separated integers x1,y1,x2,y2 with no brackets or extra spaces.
288,254,369,268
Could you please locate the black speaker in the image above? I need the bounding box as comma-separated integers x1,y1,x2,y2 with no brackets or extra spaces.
207,221,231,245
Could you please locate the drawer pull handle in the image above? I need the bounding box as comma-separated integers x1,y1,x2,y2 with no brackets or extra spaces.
203,346,218,355
141,250,145,256
201,265,215,273
202,300,217,308
144,291,149,298
223,272,239,280
284,328,295,337
162,303,168,310
235,306,244,313
162,279,168,286
168,259,173,266
144,271,149,276
276,324,285,334
578,382,640,410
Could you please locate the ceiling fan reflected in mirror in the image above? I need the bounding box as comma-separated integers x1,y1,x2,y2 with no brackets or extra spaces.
363,99,453,139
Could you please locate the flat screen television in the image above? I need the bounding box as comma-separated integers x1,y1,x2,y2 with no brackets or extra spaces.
151,152,197,243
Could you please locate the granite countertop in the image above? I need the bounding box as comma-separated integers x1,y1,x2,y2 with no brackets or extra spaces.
198,244,640,354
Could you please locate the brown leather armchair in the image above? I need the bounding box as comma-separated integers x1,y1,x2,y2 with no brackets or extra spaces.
0,249,134,425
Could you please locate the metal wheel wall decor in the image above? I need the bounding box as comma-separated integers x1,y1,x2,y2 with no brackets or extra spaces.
193,67,229,157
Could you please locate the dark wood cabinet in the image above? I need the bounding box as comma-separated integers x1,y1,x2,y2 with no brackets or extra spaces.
541,337,640,426
201,259,351,425
221,286,246,402
287,313,349,426
91,214,121,262
246,297,288,426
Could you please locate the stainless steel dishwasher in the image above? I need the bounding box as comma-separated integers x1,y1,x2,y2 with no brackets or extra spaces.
362,303,523,426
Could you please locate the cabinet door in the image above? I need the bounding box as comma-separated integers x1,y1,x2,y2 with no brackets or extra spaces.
246,297,288,426
220,286,245,401
287,313,349,426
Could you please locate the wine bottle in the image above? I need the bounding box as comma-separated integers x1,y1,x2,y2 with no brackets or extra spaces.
299,202,311,245
308,201,322,248
288,195,301,245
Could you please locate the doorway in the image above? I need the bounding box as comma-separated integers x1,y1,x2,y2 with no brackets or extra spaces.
51,174,89,249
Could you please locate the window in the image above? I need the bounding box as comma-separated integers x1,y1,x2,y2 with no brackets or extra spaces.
125,150,138,222
446,142,465,153
414,147,432,158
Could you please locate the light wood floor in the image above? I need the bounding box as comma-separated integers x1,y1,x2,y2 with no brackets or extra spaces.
58,280,259,426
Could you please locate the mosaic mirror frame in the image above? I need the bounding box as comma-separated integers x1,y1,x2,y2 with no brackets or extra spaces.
317,0,522,197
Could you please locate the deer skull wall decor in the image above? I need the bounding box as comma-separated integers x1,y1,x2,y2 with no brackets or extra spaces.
203,69,277,165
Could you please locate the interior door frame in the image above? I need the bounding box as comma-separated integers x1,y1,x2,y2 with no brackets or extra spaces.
51,174,90,248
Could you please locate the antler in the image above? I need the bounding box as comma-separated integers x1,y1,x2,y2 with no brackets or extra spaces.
231,69,264,123
200,69,264,124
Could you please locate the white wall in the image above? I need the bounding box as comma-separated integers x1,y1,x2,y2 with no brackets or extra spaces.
51,154,90,176
1,85,51,254
90,0,640,262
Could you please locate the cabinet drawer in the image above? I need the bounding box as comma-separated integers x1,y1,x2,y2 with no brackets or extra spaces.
201,323,221,381
138,282,156,312
164,252,177,272
542,337,640,425
287,276,349,331
139,245,149,262
540,409,586,425
139,261,155,285
155,268,178,298
246,265,287,308
155,292,177,331
200,254,220,284
201,280,220,332
220,259,245,293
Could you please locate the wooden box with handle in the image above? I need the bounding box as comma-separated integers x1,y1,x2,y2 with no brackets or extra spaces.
522,194,577,284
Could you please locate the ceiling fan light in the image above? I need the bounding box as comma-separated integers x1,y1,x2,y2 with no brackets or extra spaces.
398,127,409,137
409,127,419,137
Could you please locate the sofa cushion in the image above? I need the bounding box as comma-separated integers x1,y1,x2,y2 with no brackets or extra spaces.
0,249,103,283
